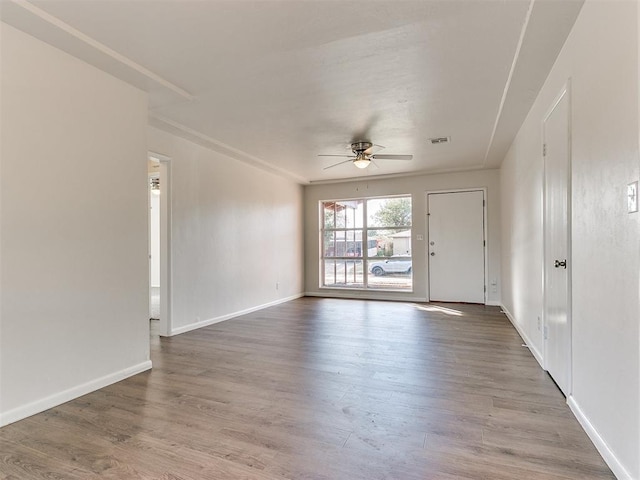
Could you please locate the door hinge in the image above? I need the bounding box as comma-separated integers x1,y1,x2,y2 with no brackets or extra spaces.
543,325,549,340
483,240,486,247
484,285,486,292
483,200,485,207
543,143,547,157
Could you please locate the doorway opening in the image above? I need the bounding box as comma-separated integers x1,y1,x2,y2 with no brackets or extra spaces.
149,170,160,322
148,153,171,336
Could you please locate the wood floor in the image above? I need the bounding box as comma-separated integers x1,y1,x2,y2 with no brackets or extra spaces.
1,298,614,479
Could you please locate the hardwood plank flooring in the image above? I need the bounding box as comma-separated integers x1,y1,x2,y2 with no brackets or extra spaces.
0,298,614,479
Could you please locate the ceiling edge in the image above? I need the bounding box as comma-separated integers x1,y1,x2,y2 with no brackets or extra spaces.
6,0,193,100
149,114,310,185
307,164,497,186
482,0,535,167
482,0,584,168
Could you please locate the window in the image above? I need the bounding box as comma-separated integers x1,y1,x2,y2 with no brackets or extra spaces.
321,196,412,291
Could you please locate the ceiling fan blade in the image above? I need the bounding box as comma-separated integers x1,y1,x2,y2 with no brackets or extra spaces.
318,154,356,158
363,144,385,155
369,159,380,170
370,154,413,161
323,159,354,170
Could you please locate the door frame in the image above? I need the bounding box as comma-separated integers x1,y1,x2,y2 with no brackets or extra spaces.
542,80,572,394
425,187,488,303
149,151,173,337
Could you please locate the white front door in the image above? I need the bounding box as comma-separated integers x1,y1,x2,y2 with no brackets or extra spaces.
543,86,571,396
428,190,485,303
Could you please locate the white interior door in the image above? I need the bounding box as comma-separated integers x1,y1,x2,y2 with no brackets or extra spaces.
543,87,571,396
428,191,485,303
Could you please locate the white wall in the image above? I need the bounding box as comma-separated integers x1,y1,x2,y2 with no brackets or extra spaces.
147,127,304,335
500,1,639,478
0,24,151,425
304,169,501,304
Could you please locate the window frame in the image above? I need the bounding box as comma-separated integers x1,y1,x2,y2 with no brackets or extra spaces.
319,194,413,292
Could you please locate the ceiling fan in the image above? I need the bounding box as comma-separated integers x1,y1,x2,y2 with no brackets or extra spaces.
319,141,413,170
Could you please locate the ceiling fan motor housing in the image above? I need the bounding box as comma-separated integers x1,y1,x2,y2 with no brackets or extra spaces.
351,141,373,155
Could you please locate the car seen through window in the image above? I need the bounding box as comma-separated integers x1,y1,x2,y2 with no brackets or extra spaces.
369,255,412,276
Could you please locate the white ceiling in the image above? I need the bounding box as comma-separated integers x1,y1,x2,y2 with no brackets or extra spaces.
1,0,584,184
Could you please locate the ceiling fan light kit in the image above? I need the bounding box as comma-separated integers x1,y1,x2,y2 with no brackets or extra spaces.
353,156,371,169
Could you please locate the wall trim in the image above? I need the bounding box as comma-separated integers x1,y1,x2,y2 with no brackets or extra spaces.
0,360,152,427
304,294,498,306
169,293,304,336
305,291,428,303
500,304,544,369
567,396,633,480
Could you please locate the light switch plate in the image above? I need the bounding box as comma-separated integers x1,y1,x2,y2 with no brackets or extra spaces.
627,181,638,213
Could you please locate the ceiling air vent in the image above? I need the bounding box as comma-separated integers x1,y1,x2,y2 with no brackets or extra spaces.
429,136,450,145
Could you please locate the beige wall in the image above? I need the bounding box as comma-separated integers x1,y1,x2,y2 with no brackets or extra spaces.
0,23,150,425
304,169,501,303
148,127,304,335
500,1,639,477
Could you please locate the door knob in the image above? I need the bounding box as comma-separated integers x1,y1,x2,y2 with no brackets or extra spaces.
430,252,436,256
554,259,567,268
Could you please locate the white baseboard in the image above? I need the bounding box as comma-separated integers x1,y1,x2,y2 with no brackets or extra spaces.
499,304,544,369
306,291,498,305
304,291,428,303
0,360,152,427
567,396,633,480
170,293,304,336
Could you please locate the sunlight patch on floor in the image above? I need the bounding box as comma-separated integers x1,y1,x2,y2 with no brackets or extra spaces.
414,304,464,316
